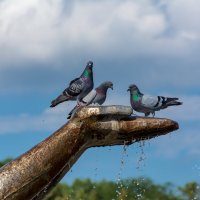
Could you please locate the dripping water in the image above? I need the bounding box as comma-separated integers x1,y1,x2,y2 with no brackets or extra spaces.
134,140,148,199
115,142,128,199
93,166,98,189
133,177,147,200
108,145,112,152
136,140,146,171
92,150,99,190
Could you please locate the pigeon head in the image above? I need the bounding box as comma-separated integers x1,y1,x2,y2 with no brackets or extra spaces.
104,81,113,90
99,81,113,90
127,84,140,92
96,81,113,93
86,61,93,70
82,61,93,77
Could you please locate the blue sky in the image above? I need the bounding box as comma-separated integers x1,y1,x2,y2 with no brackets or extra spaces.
0,0,200,187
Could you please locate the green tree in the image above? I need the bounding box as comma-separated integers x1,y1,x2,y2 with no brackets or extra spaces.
44,177,198,200
94,180,117,200
44,183,70,200
179,182,200,200
0,158,12,167
120,177,180,200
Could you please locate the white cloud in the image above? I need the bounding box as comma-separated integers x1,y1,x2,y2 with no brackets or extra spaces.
0,0,199,93
0,103,72,134
166,0,200,32
179,31,199,41
0,0,65,63
0,0,199,69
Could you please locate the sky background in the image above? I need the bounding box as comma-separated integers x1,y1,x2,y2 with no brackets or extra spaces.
0,0,200,187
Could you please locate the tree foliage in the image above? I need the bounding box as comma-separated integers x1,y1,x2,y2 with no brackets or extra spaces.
0,158,12,168
178,182,200,200
45,178,200,200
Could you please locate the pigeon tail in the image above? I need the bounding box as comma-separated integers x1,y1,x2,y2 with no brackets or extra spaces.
50,95,70,107
67,115,71,119
67,106,80,119
68,106,77,116
166,101,183,107
165,97,179,102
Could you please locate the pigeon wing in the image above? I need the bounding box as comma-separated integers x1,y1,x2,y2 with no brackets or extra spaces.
63,78,84,97
141,95,161,109
82,89,97,105
67,89,97,119
93,94,106,105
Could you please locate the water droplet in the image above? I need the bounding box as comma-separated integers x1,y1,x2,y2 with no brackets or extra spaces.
136,141,147,171
115,143,128,198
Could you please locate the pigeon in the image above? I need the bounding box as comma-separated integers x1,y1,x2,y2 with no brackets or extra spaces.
67,81,113,119
50,61,94,107
127,84,182,117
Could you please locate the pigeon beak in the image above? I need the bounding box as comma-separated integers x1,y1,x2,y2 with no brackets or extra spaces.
87,61,93,69
111,85,113,90
89,65,93,69
127,88,130,92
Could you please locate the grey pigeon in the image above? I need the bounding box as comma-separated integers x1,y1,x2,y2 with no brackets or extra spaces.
67,81,113,119
127,84,182,117
50,61,94,107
